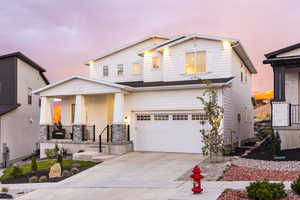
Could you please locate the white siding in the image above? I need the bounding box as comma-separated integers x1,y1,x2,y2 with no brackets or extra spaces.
222,85,235,143
0,59,46,161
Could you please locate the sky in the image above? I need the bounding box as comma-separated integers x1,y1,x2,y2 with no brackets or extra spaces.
1,0,299,93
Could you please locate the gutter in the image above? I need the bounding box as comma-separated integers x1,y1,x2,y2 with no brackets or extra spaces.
232,41,257,74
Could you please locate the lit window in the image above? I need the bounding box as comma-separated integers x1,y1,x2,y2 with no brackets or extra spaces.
132,63,141,75
152,56,160,69
185,51,206,74
192,114,208,121
103,66,109,77
172,114,188,120
136,114,151,121
117,64,124,76
154,114,169,120
28,88,32,105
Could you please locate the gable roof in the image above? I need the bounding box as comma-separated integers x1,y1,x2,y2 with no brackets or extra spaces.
33,75,132,94
265,43,300,59
86,35,169,64
0,52,49,84
138,34,257,74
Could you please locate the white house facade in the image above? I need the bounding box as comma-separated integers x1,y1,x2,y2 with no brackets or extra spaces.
0,52,48,163
34,34,256,156
264,43,300,149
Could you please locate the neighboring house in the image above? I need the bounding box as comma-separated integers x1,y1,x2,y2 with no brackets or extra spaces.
0,52,49,163
264,43,300,149
34,34,256,156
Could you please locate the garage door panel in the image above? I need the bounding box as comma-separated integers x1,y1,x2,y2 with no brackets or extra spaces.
133,112,204,153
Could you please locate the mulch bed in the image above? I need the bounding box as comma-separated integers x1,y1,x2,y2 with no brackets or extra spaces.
1,166,90,184
217,189,300,200
219,166,300,181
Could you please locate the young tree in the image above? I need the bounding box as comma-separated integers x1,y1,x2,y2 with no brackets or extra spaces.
197,86,225,161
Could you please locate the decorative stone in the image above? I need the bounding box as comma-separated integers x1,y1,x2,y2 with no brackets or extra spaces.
39,125,49,141
111,124,126,144
49,163,61,178
73,125,83,142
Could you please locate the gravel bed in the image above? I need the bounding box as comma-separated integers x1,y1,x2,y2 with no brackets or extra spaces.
220,166,300,181
217,189,300,200
232,158,300,171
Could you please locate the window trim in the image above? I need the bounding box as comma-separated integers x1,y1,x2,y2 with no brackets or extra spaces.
103,66,109,77
117,64,124,76
184,51,206,74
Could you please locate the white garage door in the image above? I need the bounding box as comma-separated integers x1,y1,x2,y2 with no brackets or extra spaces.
133,112,207,153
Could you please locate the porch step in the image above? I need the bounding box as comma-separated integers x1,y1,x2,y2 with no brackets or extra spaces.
72,151,115,163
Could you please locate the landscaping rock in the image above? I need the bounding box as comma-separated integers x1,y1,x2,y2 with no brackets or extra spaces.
49,163,61,178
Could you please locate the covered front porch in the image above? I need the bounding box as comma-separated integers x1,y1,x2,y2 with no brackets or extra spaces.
34,76,133,156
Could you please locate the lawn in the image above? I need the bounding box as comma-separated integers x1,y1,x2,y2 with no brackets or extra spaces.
1,160,97,181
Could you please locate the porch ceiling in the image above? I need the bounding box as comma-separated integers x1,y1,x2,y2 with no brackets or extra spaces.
33,75,131,97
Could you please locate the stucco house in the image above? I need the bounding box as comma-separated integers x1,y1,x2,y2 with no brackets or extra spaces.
264,42,300,149
0,52,48,163
34,34,256,156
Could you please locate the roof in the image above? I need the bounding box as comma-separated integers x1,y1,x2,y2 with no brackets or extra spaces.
33,75,132,94
263,55,300,65
0,104,20,116
118,77,234,88
265,43,300,59
86,35,169,64
0,52,49,84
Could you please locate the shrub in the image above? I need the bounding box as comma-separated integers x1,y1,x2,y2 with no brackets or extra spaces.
70,167,79,175
54,144,59,154
292,175,300,195
38,176,48,183
28,176,38,183
8,166,23,179
62,170,71,178
270,131,281,155
45,149,57,159
246,180,287,200
31,156,38,172
57,154,63,169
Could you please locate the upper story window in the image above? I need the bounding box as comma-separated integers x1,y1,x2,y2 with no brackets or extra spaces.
241,71,244,83
152,56,160,69
185,51,206,74
103,66,109,77
132,63,141,75
117,64,124,76
28,87,32,105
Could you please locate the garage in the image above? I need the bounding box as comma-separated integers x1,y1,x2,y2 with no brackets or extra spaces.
133,112,207,153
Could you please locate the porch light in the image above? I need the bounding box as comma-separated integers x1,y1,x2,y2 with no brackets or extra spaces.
124,116,130,124
222,40,231,49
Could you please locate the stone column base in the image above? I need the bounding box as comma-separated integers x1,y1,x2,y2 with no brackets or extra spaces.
111,123,126,144
73,125,83,143
39,125,49,142
109,142,133,155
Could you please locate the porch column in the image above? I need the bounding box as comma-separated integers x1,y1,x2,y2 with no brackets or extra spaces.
73,95,86,142
273,66,286,101
112,92,126,144
39,97,52,141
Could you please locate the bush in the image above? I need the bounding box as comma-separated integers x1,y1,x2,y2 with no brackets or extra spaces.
70,167,79,175
28,176,38,183
62,170,71,178
246,180,287,200
31,156,38,172
269,131,281,155
292,175,300,195
57,154,63,169
38,176,48,183
45,149,58,159
8,166,23,179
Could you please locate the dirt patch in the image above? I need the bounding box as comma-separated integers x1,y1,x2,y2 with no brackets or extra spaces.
219,166,300,181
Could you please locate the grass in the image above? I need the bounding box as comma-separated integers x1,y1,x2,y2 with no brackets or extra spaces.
1,160,97,181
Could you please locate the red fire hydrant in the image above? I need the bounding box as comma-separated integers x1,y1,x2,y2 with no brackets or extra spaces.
190,165,204,194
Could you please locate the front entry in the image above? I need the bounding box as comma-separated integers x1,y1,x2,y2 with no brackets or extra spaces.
133,111,206,153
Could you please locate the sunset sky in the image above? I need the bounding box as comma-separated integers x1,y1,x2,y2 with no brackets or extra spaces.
1,0,299,93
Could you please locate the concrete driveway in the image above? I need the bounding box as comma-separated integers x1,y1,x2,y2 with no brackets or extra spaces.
16,152,203,200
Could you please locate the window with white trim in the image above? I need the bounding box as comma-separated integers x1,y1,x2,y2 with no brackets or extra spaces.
192,114,208,121
132,63,141,75
117,64,124,76
185,51,206,74
103,66,109,77
152,56,160,69
154,114,169,120
172,114,188,120
136,114,151,121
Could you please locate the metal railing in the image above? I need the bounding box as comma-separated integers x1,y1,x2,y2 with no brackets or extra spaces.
291,104,300,124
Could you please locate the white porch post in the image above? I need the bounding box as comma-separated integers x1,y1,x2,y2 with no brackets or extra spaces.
113,92,125,124
39,97,52,141
73,95,86,142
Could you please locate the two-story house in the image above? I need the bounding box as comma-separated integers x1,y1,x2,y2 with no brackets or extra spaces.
34,34,256,156
0,52,48,163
